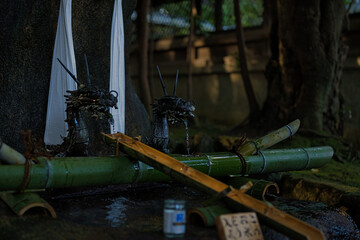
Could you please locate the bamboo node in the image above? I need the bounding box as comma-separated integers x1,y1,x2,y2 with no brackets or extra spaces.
300,148,311,169
258,150,267,174
203,154,213,175
232,151,247,176
231,134,248,176
246,140,260,154
285,124,294,138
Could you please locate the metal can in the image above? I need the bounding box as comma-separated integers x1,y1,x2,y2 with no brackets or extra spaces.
163,199,186,238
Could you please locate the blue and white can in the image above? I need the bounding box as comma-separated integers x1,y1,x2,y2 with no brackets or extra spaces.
163,199,186,238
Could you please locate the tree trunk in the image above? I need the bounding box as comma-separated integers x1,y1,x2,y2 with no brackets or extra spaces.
215,0,223,31
263,0,346,134
187,0,196,100
0,0,150,153
137,0,152,114
234,0,260,120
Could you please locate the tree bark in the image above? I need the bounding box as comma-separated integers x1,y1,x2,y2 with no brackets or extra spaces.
137,0,152,114
263,0,346,134
215,0,223,32
0,0,150,152
186,0,196,100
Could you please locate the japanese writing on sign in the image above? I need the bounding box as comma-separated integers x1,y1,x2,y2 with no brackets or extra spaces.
216,212,263,240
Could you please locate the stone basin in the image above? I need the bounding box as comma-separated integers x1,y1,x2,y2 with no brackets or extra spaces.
0,182,359,240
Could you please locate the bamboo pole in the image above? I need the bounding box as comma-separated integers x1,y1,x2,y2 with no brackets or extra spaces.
237,119,300,155
187,205,230,227
223,177,279,201
0,192,56,218
0,137,26,164
110,132,325,240
0,145,332,191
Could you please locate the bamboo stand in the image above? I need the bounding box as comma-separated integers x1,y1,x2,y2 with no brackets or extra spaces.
107,132,325,240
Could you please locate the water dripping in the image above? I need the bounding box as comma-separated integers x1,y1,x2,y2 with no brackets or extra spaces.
184,120,190,155
112,122,115,133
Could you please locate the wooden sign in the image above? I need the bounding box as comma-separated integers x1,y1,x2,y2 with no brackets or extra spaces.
216,212,263,240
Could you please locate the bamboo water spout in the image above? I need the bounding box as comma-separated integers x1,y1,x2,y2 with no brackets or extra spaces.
0,145,333,191
0,137,26,164
149,67,195,153
57,57,118,156
0,132,332,239
223,177,280,201
109,132,326,240
237,119,300,155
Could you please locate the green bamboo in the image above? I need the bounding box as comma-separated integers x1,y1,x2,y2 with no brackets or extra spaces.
187,205,230,227
0,192,56,217
237,119,300,155
223,177,279,201
0,146,332,191
111,132,325,240
0,138,26,164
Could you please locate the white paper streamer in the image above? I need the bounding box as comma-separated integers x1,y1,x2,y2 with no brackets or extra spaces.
44,0,77,145
110,0,125,133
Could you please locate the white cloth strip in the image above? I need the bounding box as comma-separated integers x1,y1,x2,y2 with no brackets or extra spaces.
44,0,77,145
110,0,125,133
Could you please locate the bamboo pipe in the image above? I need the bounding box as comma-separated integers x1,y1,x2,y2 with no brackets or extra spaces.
237,119,300,155
187,205,230,227
0,146,333,191
0,137,26,164
187,178,280,227
223,177,280,201
187,177,281,227
0,192,56,218
110,132,325,240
